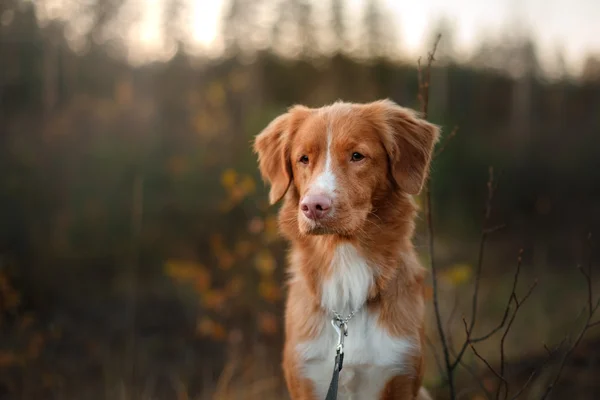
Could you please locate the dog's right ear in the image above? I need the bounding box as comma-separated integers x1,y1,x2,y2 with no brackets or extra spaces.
253,106,311,205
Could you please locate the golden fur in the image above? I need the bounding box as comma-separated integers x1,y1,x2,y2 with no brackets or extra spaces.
254,99,440,399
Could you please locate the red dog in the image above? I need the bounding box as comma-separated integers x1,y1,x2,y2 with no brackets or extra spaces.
254,100,439,399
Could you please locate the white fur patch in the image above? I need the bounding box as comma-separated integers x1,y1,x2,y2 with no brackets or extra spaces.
297,309,417,399
321,243,373,314
296,243,417,399
311,120,337,197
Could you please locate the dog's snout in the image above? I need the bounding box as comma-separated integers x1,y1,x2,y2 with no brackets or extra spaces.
301,194,332,220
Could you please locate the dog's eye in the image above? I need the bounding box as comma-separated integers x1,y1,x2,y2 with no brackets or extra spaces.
299,155,309,164
350,152,365,162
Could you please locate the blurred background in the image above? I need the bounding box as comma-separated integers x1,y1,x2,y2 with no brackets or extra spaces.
1,0,600,399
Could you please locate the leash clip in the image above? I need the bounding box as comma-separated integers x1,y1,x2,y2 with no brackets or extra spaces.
331,318,348,354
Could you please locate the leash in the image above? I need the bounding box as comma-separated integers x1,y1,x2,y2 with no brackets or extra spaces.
324,308,358,400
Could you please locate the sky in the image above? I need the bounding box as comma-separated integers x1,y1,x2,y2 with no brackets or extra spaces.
179,0,600,75
35,0,600,74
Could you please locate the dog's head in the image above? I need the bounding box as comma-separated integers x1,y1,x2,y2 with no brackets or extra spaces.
253,100,440,237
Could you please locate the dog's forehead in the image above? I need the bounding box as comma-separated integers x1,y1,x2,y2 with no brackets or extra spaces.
305,103,369,141
317,101,354,118
293,102,383,152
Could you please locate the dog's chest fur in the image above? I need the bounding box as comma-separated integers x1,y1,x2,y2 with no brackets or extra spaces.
296,244,416,399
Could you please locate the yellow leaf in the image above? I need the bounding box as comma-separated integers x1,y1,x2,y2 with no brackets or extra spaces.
26,333,45,360
211,323,227,341
258,312,278,335
209,234,225,253
226,276,244,296
247,217,264,234
239,175,256,194
229,70,249,93
442,263,472,286
202,289,227,311
42,372,61,389
206,81,226,107
19,313,35,331
263,215,280,242
193,270,211,293
259,280,281,303
220,169,237,189
0,273,20,311
167,156,188,177
164,260,211,290
50,325,62,340
229,185,246,203
196,317,226,341
165,260,197,280
197,317,214,336
0,351,17,367
218,197,235,214
234,240,253,258
4,290,20,310
192,110,214,135
217,251,235,270
255,250,276,275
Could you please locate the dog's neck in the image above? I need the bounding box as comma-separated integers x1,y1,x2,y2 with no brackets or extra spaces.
283,191,421,315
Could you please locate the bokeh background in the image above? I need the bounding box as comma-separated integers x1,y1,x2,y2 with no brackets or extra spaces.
1,0,600,399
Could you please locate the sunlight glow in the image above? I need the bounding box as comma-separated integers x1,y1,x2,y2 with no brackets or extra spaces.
105,0,600,72
191,0,221,46
139,0,162,46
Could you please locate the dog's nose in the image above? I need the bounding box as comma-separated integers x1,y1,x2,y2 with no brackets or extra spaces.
301,194,332,220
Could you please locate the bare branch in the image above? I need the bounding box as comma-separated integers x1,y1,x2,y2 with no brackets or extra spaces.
449,322,493,400
419,26,596,400
540,237,598,399
469,343,506,387
497,281,538,400
434,125,459,159
543,338,566,358
418,33,441,119
470,249,524,344
453,357,493,400
509,340,564,399
451,167,500,370
419,32,457,397
483,224,507,235
463,315,507,388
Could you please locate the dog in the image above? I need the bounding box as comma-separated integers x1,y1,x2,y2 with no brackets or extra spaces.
253,99,439,400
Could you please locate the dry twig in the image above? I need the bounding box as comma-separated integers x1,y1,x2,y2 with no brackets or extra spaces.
539,233,599,400
419,31,598,400
418,33,459,397
419,35,535,400
434,125,459,159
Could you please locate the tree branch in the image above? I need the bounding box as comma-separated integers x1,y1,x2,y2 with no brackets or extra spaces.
451,167,502,371
540,234,599,399
419,33,458,397
434,125,459,159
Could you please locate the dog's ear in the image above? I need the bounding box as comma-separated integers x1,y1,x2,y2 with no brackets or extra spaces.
367,99,440,195
253,106,311,204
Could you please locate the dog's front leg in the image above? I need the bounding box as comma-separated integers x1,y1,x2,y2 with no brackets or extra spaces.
282,349,318,400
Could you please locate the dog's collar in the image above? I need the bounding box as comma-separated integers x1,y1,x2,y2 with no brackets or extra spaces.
329,307,360,326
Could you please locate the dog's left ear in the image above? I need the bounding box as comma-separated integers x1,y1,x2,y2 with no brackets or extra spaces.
368,99,440,195
253,105,312,204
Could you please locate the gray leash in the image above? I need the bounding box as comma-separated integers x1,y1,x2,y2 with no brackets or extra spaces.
324,308,359,400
